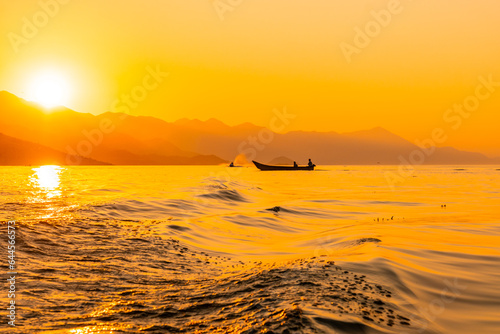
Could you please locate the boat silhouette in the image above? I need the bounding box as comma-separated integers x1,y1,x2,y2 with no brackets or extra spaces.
252,160,315,171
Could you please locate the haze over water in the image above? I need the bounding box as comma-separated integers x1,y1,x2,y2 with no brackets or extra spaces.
1,165,499,333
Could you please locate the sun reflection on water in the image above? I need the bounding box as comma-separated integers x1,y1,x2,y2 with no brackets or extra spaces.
32,165,62,198
68,324,132,333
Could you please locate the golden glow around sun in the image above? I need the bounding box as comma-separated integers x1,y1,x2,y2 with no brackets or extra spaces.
27,69,71,109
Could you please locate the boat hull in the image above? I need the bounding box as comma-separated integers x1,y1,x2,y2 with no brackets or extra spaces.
252,160,315,171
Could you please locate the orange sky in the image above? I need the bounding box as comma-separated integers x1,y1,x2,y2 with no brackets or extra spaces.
1,0,500,156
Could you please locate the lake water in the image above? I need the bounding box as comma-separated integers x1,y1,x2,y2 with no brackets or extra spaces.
1,165,499,333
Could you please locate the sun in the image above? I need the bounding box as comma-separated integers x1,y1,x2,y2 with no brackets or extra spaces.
27,69,71,109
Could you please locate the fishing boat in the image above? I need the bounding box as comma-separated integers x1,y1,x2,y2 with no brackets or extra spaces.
252,160,315,171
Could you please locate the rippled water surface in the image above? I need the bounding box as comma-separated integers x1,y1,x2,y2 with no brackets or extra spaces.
1,165,499,333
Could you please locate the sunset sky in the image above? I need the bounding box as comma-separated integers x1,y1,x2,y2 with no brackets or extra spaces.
1,0,499,156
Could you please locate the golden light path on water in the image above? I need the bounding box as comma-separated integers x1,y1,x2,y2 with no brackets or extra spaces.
27,165,72,220
32,165,62,198
68,324,132,333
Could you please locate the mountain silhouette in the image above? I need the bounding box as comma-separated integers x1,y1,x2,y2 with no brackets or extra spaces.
0,91,225,165
268,156,294,165
0,91,498,166
0,133,107,166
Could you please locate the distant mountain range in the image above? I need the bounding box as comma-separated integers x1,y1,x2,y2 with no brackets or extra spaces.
0,90,499,166
0,133,106,166
268,156,295,165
